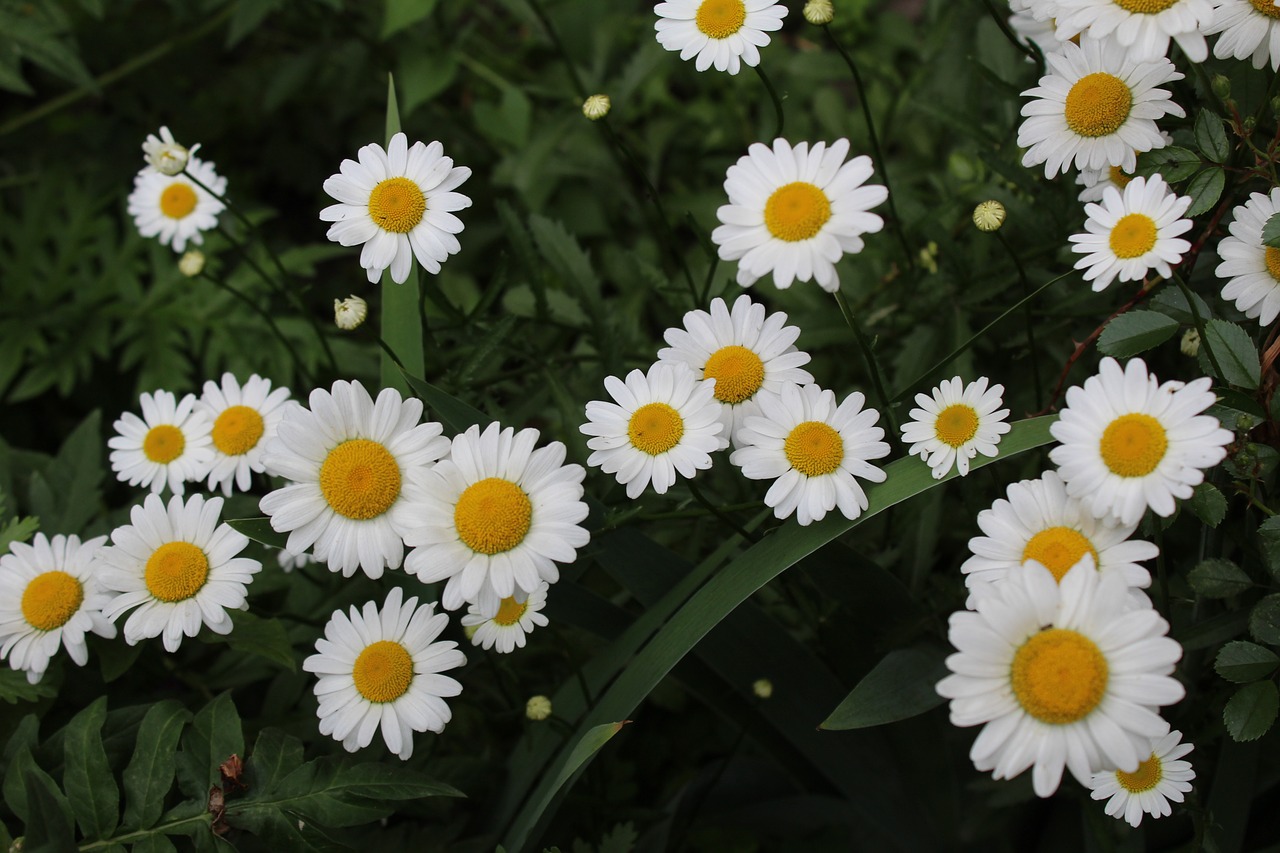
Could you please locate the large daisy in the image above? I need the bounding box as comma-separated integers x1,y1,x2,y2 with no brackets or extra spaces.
653,0,788,74
108,389,214,497
1215,188,1280,325
1069,173,1193,291
1206,0,1280,70
126,153,226,252
1053,0,1214,61
459,583,550,654
900,376,1010,479
712,138,888,292
1087,730,1195,826
197,373,294,496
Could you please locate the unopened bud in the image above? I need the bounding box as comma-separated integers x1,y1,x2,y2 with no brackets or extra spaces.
1181,328,1200,357
1211,74,1231,101
526,695,552,721
752,678,773,699
1271,95,1280,121
178,250,205,277
333,295,367,330
582,94,611,121
972,200,1006,232
142,126,190,176
803,0,834,25
1244,115,1257,134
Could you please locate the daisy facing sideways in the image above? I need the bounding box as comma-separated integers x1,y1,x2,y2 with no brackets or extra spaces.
127,152,226,252
1206,0,1280,71
197,372,294,496
1215,188,1280,325
109,389,214,497
900,376,1010,479
1087,730,1195,827
1053,0,1214,62
460,582,550,654
1069,173,1193,291
654,0,789,75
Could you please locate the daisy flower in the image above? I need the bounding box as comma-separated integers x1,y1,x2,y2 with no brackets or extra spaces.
126,153,226,252
1053,0,1214,62
653,0,788,74
1049,357,1233,526
936,560,1185,797
0,533,116,683
581,363,727,499
460,583,549,654
1088,730,1195,827
302,587,465,760
1215,188,1280,325
108,389,214,497
712,138,887,292
1069,174,1193,291
197,373,294,496
1207,0,1280,70
1009,6,1070,55
259,380,450,579
320,132,472,284
402,423,590,611
900,376,1010,479
1018,39,1184,178
97,494,261,653
141,126,190,176
276,548,316,572
730,383,890,525
657,294,814,444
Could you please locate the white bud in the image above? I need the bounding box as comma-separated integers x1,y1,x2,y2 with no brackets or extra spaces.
972,200,1006,233
142,126,190,176
582,94,611,121
333,295,368,330
1181,328,1200,357
526,695,552,721
752,678,773,699
178,250,205,277
803,0,834,25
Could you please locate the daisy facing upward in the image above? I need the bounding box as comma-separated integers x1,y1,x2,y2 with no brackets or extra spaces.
108,389,214,497
127,150,226,253
900,376,1010,479
654,0,789,75
1069,173,1193,292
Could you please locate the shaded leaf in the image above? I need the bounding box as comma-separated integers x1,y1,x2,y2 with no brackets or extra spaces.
1250,594,1280,646
1184,168,1226,218
1186,482,1227,528
177,693,243,800
1224,681,1278,741
1201,319,1261,389
245,728,304,794
1215,641,1280,683
820,647,949,730
0,668,56,705
1097,310,1179,358
22,767,74,853
381,0,439,38
1188,558,1252,598
1264,212,1280,249
400,370,487,432
1137,146,1201,182
62,696,117,840
1195,111,1230,162
218,610,296,671
123,700,191,830
1257,517,1280,581
225,517,288,550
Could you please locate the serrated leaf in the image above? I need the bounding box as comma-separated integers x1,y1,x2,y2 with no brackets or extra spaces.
62,696,117,840
1185,168,1226,218
1259,517,1280,581
123,700,191,830
1195,111,1230,163
0,514,39,556
1150,286,1214,324
1224,681,1278,741
176,693,243,800
0,668,56,705
1186,482,1227,527
1201,319,1261,389
1264,212,1280,249
1189,558,1252,598
1097,310,1180,358
1215,641,1280,683
820,647,949,730
1250,594,1280,645
1138,146,1201,182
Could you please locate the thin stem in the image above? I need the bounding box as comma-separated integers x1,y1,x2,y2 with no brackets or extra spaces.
995,231,1043,408
753,64,784,140
198,272,313,385
79,814,213,851
184,168,296,295
1173,274,1225,380
376,336,407,373
979,0,1044,74
833,288,902,453
688,480,760,544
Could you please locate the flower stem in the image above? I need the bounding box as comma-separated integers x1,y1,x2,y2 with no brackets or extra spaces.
1173,274,1225,380
753,64,785,140
833,288,902,453
996,230,1043,408
198,272,313,386
688,479,760,544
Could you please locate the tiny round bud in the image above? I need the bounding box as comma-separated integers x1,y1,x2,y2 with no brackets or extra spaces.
142,126,190,176
1271,95,1280,120
582,94,611,121
526,695,553,721
1244,115,1257,134
1180,328,1201,357
1211,74,1231,101
803,0,834,25
972,200,1006,232
178,250,205,277
333,295,368,330
752,678,773,699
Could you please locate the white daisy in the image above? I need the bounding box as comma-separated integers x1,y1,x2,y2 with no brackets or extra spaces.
712,138,887,292
1054,0,1214,61
302,587,465,760
1207,0,1280,70
653,0,788,74
1215,188,1280,325
1088,730,1195,826
97,494,262,653
1069,173,1193,291
401,423,590,611
197,373,294,496
1049,357,1234,526
276,548,316,572
259,380,450,579
1018,39,1184,178
581,363,727,499
141,126,190,176
460,583,549,654
126,153,226,253
900,376,1010,479
730,382,890,526
320,132,472,284
657,294,814,444
0,533,116,683
108,389,215,497
1009,7,1071,55
936,560,1185,798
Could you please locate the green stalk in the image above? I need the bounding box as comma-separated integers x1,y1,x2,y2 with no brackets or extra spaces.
198,272,313,385
996,230,1043,408
834,288,902,453
754,63,785,139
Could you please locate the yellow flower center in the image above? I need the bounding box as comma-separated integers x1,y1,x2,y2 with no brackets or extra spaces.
1114,0,1180,12
211,405,265,456
764,182,833,243
1116,753,1164,792
493,596,529,627
1022,527,1100,582
1265,246,1280,281
352,640,414,703
1250,0,1280,18
367,176,426,234
1010,628,1109,724
784,421,844,477
21,571,83,631
1108,165,1134,188
143,425,185,464
319,439,402,520
703,345,766,404
454,478,533,555
1109,213,1158,259
159,183,198,219
144,542,210,603
1064,73,1133,138
934,404,979,448
1100,413,1168,478
695,0,747,38
628,403,685,455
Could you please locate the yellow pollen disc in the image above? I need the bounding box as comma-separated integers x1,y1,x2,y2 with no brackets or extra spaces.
1010,628,1109,725
319,439,402,520
1265,246,1280,281
934,404,980,448
1109,213,1158,259
211,405,265,456
628,403,685,456
143,425,185,464
493,596,529,627
352,640,414,703
1108,165,1134,189
367,176,426,234
1022,527,1100,582
703,345,766,404
159,183,198,219
144,542,210,603
21,571,83,631
1064,73,1133,138
454,478,533,556
1114,0,1180,12
1116,753,1164,792
764,182,833,243
784,421,844,477
1099,413,1168,478
695,0,747,38
1250,0,1280,17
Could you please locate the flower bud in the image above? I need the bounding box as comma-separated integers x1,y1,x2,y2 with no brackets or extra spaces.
142,126,190,176
1180,328,1200,357
178,250,205,277
526,695,552,721
1211,75,1231,101
972,200,1006,233
804,0,834,25
582,94,611,121
752,678,773,699
333,295,368,330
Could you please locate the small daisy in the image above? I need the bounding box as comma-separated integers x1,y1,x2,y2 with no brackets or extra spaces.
141,126,190,176
0,533,116,683
1088,730,1195,827
259,380,450,579
401,423,590,611
1207,0,1280,70
730,383,890,525
1215,188,1280,325
712,138,887,292
936,560,1185,797
1049,357,1234,526
1069,173,1193,291
197,373,294,496
97,494,262,653
1018,39,1184,178
320,132,472,284
1054,0,1214,62
657,294,814,444
581,363,727,499
108,390,214,496
460,583,549,654
654,0,788,75
302,587,465,760
126,153,226,252
900,376,1010,479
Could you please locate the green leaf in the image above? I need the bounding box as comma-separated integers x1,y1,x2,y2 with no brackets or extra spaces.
123,700,191,830
245,728,303,794
503,722,628,840
1202,319,1261,389
1186,482,1227,528
1184,167,1226,218
22,767,74,853
1150,286,1214,324
131,835,179,853
1195,111,1230,163
226,0,283,48
1215,641,1280,683
0,668,56,704
176,693,243,800
820,647,949,730
218,610,296,671
1264,212,1280,249
399,371,487,432
1137,146,1201,182
1258,517,1280,581
2,745,39,822
1097,310,1180,358
225,516,289,550
0,514,39,557
379,72,421,397
1250,594,1280,646
1224,681,1279,741
381,0,439,38
62,696,117,840
1188,558,1252,598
